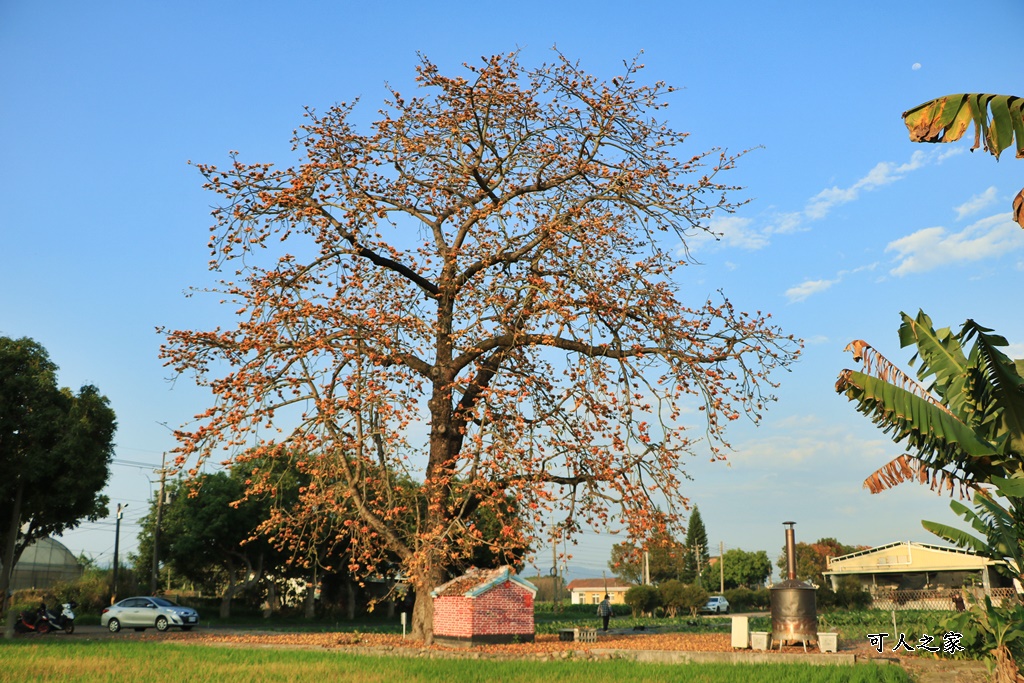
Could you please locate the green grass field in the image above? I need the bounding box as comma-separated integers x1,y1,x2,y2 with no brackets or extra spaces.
1,640,911,683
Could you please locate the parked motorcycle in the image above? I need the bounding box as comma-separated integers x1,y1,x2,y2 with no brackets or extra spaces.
44,601,77,634
13,605,53,634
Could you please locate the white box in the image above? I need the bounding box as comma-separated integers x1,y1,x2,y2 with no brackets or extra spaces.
730,616,750,649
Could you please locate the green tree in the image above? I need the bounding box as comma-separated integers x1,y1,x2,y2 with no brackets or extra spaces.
720,548,771,589
157,472,272,618
0,337,116,625
623,583,662,617
903,94,1024,228
608,531,686,585
775,538,859,586
608,543,643,584
680,506,710,586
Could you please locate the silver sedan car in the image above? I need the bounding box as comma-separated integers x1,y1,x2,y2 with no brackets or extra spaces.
101,596,200,632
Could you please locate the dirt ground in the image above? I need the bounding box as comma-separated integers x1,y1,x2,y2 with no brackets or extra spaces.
113,627,992,681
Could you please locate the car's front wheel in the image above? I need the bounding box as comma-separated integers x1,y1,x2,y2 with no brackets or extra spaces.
155,616,169,632
107,618,121,633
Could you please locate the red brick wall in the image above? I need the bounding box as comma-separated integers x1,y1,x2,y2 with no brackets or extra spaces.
433,581,535,638
471,582,534,636
433,596,473,637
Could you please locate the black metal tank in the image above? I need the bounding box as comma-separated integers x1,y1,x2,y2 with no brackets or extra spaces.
770,521,817,648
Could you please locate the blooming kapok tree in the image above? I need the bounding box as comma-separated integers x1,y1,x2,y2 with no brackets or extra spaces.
161,52,799,642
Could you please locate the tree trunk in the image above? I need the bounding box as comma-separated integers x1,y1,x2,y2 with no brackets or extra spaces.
219,557,236,619
345,579,356,621
410,561,444,644
303,571,317,619
219,552,264,619
262,578,277,618
1,479,25,635
410,584,435,644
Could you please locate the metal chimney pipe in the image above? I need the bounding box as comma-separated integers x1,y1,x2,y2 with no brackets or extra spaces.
784,521,796,581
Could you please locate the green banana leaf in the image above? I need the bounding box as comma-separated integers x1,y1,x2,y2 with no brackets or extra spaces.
961,321,1024,456
921,518,988,554
903,94,1024,229
898,310,970,415
838,370,999,461
903,93,1024,159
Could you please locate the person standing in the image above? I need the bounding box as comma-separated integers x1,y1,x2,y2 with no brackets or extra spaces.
597,595,613,631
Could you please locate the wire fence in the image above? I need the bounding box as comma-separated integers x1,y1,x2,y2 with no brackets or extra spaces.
868,587,1019,611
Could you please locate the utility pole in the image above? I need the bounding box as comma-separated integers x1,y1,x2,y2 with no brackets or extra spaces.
551,524,559,606
150,453,168,594
694,544,702,588
643,550,650,585
112,503,127,603
720,541,725,594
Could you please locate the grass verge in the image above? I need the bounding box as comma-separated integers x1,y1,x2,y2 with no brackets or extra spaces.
1,640,910,682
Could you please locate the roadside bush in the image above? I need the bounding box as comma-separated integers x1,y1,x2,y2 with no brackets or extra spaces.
668,582,709,618
8,589,47,619
624,584,661,617
724,587,769,611
49,569,115,613
816,578,871,610
658,580,685,617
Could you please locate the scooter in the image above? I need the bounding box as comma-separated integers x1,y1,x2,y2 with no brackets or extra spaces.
13,605,53,634
44,601,77,634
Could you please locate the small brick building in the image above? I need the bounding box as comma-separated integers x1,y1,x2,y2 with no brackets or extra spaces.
431,566,537,647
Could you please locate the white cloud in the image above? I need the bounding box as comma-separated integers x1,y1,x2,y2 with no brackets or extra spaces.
837,262,879,278
786,278,837,303
954,186,999,220
912,63,922,70
692,149,948,255
784,263,877,303
937,147,966,163
804,152,927,220
1004,343,1024,359
729,415,890,466
707,215,769,250
886,213,1024,276
772,212,805,235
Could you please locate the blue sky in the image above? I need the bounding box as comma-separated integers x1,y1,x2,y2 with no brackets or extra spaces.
3,1,1023,580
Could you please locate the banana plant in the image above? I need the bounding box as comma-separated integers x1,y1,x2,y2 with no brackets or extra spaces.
923,477,1024,583
836,311,1024,497
983,599,1024,683
902,94,1024,228
923,479,1024,683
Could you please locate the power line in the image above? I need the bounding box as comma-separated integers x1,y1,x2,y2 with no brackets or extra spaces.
112,458,159,469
